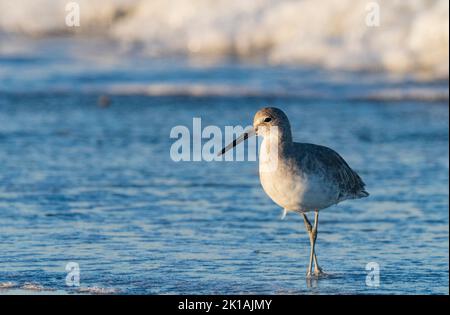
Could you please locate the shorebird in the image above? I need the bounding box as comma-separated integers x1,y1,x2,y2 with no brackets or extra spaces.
218,107,369,277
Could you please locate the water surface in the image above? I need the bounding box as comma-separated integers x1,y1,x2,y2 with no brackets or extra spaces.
0,90,448,294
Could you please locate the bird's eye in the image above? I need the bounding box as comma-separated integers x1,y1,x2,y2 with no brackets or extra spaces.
264,117,272,123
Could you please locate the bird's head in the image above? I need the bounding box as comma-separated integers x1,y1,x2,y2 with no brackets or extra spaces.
253,107,291,137
218,106,292,156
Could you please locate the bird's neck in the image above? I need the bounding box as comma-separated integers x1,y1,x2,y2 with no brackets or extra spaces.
262,126,292,152
259,127,293,169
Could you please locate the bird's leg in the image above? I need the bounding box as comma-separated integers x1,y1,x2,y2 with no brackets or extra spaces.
312,210,324,276
302,213,316,277
302,212,323,277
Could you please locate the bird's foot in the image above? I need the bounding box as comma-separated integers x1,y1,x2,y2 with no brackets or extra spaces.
314,268,326,277
306,268,326,279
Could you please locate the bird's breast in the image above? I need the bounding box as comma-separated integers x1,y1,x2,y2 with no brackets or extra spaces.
258,140,307,210
259,166,305,210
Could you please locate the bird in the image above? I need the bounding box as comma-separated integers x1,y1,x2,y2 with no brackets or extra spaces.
218,107,369,277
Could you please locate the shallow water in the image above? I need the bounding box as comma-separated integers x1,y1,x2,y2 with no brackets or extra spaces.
0,35,449,294
0,91,448,294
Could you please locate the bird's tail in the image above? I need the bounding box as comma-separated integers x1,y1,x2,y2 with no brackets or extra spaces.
358,190,370,198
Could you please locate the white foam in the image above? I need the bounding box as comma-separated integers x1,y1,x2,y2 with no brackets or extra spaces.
0,0,448,77
77,286,120,294
0,0,132,35
21,282,46,291
0,281,16,289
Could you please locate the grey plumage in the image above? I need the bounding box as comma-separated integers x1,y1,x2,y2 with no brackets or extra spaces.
288,143,369,202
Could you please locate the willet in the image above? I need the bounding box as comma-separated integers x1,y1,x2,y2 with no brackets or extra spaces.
219,107,369,277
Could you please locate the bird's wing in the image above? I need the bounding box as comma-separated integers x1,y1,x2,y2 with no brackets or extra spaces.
294,143,368,199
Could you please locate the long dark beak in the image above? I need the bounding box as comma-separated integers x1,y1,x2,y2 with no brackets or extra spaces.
218,127,256,156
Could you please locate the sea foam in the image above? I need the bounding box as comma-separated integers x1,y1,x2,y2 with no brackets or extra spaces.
0,0,448,78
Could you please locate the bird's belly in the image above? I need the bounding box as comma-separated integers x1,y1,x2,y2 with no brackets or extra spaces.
259,169,338,211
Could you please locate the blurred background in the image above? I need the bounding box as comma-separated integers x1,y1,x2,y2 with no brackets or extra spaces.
0,0,449,94
0,0,448,294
